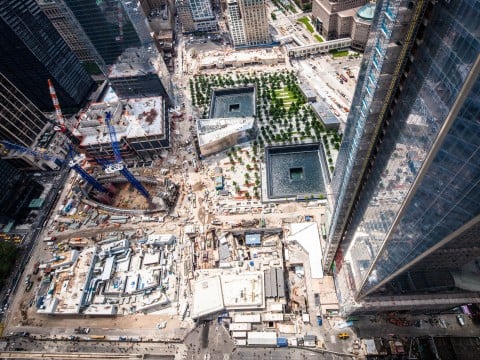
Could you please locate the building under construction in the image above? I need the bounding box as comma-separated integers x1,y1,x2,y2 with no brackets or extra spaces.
76,97,169,163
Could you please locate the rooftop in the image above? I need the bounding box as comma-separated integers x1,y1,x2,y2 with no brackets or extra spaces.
221,272,264,310
288,222,324,279
357,3,376,21
311,101,340,127
78,97,165,146
197,117,255,147
109,47,159,78
192,275,224,319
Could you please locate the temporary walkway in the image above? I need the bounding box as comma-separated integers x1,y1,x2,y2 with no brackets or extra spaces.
288,38,352,58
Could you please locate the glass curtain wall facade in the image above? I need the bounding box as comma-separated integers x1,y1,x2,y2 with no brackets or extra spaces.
0,159,44,223
0,0,94,111
0,73,49,147
63,0,142,65
327,0,480,314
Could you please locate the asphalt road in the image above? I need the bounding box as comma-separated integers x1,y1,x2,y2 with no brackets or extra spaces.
232,348,351,360
2,336,177,356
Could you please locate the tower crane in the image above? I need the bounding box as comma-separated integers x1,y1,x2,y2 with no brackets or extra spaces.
103,111,151,200
47,79,80,145
0,141,107,193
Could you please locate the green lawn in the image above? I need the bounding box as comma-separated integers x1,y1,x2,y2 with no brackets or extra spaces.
330,49,349,58
274,88,295,109
298,17,314,33
314,34,324,43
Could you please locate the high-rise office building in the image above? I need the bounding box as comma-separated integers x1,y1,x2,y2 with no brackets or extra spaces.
176,0,217,33
0,159,44,226
62,0,143,65
326,0,480,315
36,0,104,69
226,0,270,47
226,0,246,46
0,0,95,111
0,73,68,171
0,74,50,148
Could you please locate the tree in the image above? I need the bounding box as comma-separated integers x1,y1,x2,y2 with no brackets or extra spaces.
0,241,18,283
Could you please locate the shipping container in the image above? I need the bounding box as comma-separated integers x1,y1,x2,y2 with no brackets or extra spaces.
277,338,288,347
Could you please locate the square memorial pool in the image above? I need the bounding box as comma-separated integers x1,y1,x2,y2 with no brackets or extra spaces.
266,144,326,199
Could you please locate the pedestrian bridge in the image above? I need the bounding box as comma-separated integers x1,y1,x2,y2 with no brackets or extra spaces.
287,38,352,58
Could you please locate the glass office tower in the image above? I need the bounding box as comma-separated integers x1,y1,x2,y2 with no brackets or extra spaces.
0,0,94,111
326,0,480,314
63,0,142,65
0,159,44,224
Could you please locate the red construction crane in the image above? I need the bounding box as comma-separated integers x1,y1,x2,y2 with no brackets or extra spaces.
47,79,79,145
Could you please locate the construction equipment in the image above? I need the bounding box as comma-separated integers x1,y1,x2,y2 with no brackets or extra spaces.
102,111,151,200
47,79,80,145
338,332,350,340
0,141,107,193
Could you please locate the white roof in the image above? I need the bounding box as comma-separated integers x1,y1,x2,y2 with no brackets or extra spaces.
262,313,284,322
197,117,254,146
247,332,277,345
221,273,264,310
231,331,247,338
229,323,252,331
288,223,324,278
233,314,261,323
192,276,224,319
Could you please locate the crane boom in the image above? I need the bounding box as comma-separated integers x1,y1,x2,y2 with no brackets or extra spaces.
120,167,151,199
0,141,107,193
0,140,58,163
48,79,65,129
104,111,123,164
103,111,151,200
47,79,80,145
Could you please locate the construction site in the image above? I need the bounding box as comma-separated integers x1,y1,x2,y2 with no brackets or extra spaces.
0,16,366,355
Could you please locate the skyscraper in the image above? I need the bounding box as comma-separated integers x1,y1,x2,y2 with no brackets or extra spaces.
0,74,49,148
326,0,480,315
0,0,95,111
226,0,270,47
36,0,105,72
62,0,143,65
0,159,44,225
176,0,217,33
0,73,67,170
226,0,247,46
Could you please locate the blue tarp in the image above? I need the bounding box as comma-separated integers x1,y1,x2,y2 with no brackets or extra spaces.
245,233,261,246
